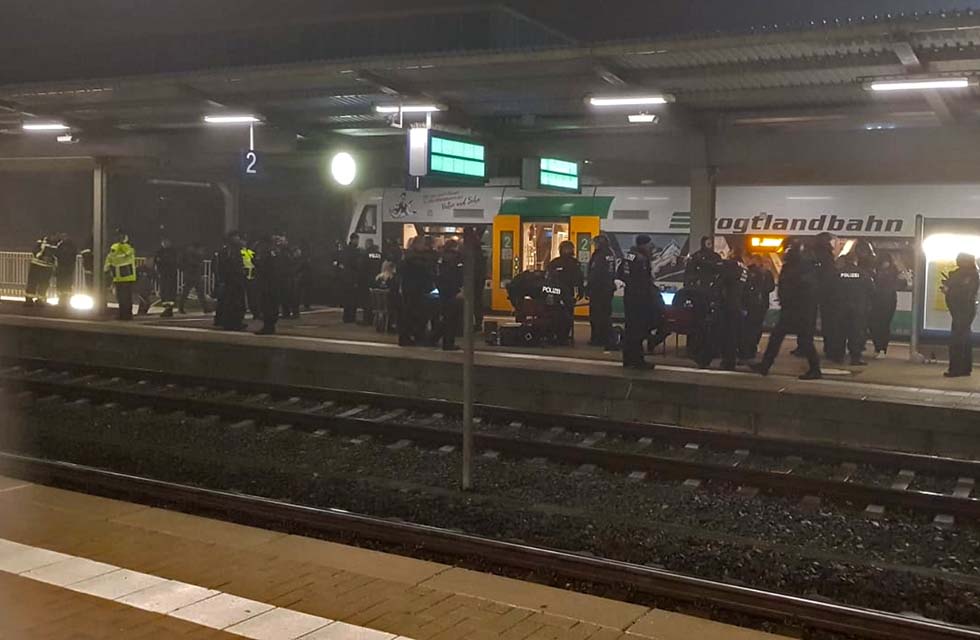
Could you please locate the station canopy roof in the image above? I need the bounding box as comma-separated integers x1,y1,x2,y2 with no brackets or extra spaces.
3,3,980,141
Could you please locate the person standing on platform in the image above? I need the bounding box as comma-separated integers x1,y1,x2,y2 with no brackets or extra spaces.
683,236,723,361
751,240,821,380
618,235,662,370
24,234,57,306
241,242,258,319
587,234,617,349
434,239,464,351
361,238,383,325
398,237,433,347
217,231,247,331
870,254,900,358
740,254,775,361
178,242,211,314
277,239,297,319
942,253,979,378
297,246,313,312
698,255,748,370
103,230,137,321
154,238,179,318
834,251,874,366
53,233,77,307
545,240,584,346
811,232,841,361
253,235,285,335
340,233,362,323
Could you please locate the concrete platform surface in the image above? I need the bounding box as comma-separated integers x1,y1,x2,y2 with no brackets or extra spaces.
0,477,790,640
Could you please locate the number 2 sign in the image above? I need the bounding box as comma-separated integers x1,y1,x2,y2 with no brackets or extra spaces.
241,150,261,177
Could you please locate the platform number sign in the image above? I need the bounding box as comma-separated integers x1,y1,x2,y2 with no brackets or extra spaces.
576,233,592,273
241,150,261,177
499,231,515,285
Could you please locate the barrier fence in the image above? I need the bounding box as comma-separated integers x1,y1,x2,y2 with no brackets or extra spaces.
0,252,214,302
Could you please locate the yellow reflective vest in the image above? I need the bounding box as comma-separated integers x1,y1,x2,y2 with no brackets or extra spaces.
104,242,137,283
241,248,256,280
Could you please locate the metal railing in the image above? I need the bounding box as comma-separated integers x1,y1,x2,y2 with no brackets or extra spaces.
0,251,213,300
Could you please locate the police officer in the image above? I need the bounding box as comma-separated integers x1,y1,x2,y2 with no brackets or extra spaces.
587,234,617,349
178,242,211,314
870,254,900,358
361,238,384,324
340,233,362,323
434,239,464,351
684,236,722,288
698,255,748,370
942,253,979,378
740,254,775,360
811,232,841,360
103,230,137,321
618,235,662,370
683,236,723,361
53,233,77,307
752,240,821,380
241,242,258,319
25,234,57,306
545,240,584,346
216,230,247,331
154,238,179,318
834,251,874,365
254,235,286,335
398,237,433,346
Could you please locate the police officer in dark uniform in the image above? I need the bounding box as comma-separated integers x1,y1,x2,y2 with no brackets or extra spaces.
834,251,874,365
53,233,77,307
434,239,464,351
587,234,617,349
545,240,584,346
398,237,433,346
340,233,362,323
178,242,211,314
683,236,723,361
698,255,748,370
618,235,662,370
254,235,285,335
942,253,979,378
216,231,247,331
740,255,775,360
811,232,841,360
154,238,179,318
870,254,900,357
361,239,383,324
752,240,822,380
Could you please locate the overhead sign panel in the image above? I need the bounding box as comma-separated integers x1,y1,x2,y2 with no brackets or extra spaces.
539,157,579,192
408,129,486,182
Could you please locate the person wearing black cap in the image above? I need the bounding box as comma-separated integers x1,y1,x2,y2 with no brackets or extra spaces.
942,253,979,378
618,235,663,369
545,240,584,345
587,234,617,349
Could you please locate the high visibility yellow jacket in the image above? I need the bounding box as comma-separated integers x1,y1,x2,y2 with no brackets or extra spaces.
104,242,137,283
241,248,256,280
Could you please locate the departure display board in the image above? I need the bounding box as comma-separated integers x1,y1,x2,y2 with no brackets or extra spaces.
539,157,579,192
429,134,485,179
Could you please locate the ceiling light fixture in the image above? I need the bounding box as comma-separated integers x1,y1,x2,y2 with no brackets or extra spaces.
866,78,972,92
22,122,69,131
375,105,442,114
627,113,658,124
203,115,261,124
590,95,672,107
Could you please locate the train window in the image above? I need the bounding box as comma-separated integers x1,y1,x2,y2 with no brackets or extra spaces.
356,205,378,234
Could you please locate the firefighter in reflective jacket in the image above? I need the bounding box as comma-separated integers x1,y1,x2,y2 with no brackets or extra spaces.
25,235,57,306
104,230,137,320
617,235,663,370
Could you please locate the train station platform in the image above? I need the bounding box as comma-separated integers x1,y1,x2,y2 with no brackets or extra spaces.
0,475,789,640
1,309,979,457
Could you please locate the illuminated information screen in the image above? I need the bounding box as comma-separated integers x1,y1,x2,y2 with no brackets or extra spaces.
430,134,485,179
539,158,579,192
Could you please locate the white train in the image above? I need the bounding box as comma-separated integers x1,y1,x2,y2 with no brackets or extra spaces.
349,183,980,332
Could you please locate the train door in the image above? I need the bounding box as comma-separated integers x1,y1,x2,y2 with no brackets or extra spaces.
491,215,520,312
569,216,600,317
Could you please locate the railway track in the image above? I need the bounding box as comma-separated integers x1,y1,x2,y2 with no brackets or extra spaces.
1,358,978,523
0,451,977,640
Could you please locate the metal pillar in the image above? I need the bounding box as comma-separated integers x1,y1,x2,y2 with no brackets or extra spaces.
689,167,717,248
461,230,476,491
909,214,926,363
92,162,108,310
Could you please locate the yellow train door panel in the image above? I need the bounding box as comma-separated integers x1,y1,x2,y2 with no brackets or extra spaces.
491,215,521,313
570,216,600,318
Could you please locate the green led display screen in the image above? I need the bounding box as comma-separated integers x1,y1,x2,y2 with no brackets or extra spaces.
430,135,486,179
540,157,579,192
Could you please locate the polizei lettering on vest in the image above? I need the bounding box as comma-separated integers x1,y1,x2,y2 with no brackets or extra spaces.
716,213,904,234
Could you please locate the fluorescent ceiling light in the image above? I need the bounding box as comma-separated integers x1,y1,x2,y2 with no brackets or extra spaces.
375,105,442,114
203,115,260,124
868,78,971,92
23,123,69,131
627,113,658,123
590,95,671,107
